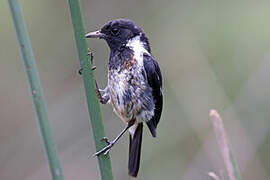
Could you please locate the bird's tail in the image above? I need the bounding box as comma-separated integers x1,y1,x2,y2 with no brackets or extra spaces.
128,122,143,177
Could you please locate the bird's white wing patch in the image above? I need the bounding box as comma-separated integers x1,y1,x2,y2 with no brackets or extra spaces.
126,35,149,66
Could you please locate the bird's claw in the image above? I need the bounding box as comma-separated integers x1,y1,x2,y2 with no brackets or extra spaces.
78,68,83,75
93,142,113,157
104,148,111,155
88,49,95,69
95,81,107,104
78,66,96,75
101,137,110,145
87,48,91,55
78,49,96,75
87,48,94,62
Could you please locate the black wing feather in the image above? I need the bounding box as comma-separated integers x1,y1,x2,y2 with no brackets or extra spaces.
143,53,163,137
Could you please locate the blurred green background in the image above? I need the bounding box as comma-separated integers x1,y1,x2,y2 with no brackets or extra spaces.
1,0,270,179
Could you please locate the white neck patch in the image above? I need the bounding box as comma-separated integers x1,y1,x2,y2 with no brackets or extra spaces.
126,36,149,66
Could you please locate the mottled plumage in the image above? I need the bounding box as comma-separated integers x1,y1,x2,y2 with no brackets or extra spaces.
86,19,163,177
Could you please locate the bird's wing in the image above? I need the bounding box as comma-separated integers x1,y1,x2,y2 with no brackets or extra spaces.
143,53,163,137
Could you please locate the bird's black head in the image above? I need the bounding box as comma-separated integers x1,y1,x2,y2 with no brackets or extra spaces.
86,19,150,52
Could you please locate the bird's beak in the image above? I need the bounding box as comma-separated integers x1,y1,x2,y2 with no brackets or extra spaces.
85,30,105,39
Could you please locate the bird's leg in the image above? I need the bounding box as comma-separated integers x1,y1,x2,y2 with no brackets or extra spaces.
86,50,107,103
77,49,107,104
78,48,96,75
86,49,108,104
78,49,108,104
88,48,97,70
93,120,135,156
95,82,109,104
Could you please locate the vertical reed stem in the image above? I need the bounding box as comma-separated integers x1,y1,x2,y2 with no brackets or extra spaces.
67,1,114,180
8,0,64,179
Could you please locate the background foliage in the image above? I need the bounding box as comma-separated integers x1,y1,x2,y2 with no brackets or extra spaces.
1,0,270,179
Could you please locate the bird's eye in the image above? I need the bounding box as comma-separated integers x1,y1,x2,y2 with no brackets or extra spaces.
105,25,110,30
111,28,120,36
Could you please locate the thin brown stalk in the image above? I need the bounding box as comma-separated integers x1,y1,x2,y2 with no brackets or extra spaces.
210,109,241,180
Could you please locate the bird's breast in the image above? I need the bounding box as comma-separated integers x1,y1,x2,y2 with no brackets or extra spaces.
108,64,154,123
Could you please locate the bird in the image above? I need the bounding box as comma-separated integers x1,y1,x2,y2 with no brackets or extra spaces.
85,19,163,177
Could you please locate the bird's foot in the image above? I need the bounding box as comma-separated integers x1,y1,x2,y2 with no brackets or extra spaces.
87,48,93,60
78,49,96,75
78,66,96,75
88,50,96,70
101,137,110,145
95,81,107,104
92,138,114,156
78,68,83,75
79,49,107,104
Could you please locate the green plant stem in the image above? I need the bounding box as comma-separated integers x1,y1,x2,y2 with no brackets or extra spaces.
67,1,114,180
7,0,64,180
